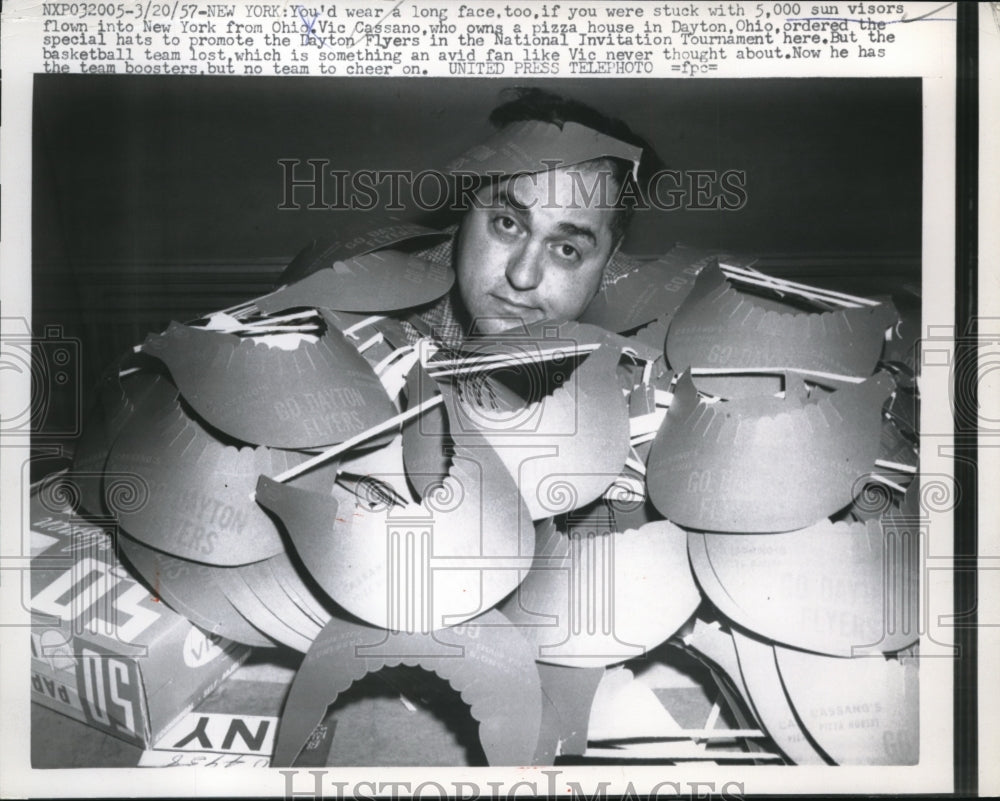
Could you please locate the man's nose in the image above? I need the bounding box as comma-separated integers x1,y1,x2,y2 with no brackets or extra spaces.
505,241,544,291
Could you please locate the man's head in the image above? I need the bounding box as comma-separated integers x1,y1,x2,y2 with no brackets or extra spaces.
454,88,655,335
455,163,618,335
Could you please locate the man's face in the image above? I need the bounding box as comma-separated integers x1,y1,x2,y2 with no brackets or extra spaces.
455,164,619,335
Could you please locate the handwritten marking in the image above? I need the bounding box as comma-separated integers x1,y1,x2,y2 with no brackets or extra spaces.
787,10,955,26
899,2,956,24
295,0,405,53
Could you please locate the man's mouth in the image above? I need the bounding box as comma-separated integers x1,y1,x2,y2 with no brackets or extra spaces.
489,294,539,315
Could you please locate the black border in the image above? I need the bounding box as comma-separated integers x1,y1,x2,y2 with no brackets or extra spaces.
954,0,979,796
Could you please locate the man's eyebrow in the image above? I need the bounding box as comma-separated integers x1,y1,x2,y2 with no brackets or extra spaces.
497,183,599,248
555,221,598,248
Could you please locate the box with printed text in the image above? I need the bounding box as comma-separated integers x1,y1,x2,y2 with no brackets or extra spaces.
29,484,250,749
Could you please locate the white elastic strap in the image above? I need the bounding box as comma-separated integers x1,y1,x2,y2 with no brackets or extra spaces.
342,315,386,340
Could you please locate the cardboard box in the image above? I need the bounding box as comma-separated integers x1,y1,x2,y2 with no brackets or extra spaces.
29,486,250,748
138,655,336,768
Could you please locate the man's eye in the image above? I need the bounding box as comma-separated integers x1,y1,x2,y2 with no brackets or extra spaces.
554,243,580,261
492,215,520,235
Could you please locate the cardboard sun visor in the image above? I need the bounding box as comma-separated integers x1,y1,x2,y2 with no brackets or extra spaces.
685,373,787,402
579,245,725,334
647,370,895,533
338,433,416,507
271,609,544,767
280,220,450,284
117,532,277,649
450,345,631,520
458,318,660,364
104,377,336,566
891,473,921,520
680,618,789,763
886,381,919,441
213,561,320,653
71,367,163,516
369,314,420,351
255,249,454,315
627,314,671,355
775,645,918,765
879,297,921,376
587,666,685,742
256,432,534,633
445,119,642,181
680,619,755,722
286,309,415,400
689,517,919,657
666,262,899,379
731,629,828,765
267,551,333,629
533,661,606,763
230,557,326,650
244,306,413,355
502,520,701,668
140,311,395,449
850,415,919,520
401,361,452,500
606,491,665,547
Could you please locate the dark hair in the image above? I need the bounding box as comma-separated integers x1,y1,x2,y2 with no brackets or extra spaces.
488,87,663,244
